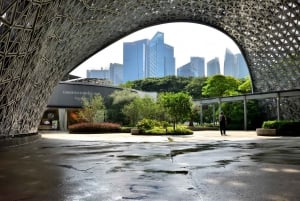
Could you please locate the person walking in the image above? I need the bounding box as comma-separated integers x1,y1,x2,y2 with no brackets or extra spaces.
219,112,227,136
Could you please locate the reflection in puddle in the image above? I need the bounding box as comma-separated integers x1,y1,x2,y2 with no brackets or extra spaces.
251,150,300,165
144,169,189,175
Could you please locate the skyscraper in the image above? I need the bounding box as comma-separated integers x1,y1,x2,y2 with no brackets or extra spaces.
177,62,192,77
224,48,249,78
177,57,205,77
207,57,220,76
87,68,109,79
123,32,175,83
191,57,205,77
123,39,148,82
109,63,123,85
148,32,165,77
224,48,235,77
235,53,249,78
163,44,176,76
148,32,175,78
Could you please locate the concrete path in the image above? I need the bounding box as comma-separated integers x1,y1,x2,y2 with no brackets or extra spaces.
41,130,277,142
0,131,299,201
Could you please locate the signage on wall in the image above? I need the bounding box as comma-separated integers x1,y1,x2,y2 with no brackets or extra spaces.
47,82,123,108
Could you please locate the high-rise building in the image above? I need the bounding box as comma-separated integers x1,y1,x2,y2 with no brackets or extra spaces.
235,53,249,78
123,32,175,83
163,44,176,76
177,57,205,77
148,32,175,78
109,63,123,86
148,32,164,77
224,48,235,77
87,68,109,79
177,62,192,77
123,39,149,82
207,57,220,76
224,48,249,78
191,57,205,77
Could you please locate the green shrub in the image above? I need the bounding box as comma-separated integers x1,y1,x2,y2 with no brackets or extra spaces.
262,120,291,129
168,126,193,135
146,127,166,135
262,120,300,136
144,126,193,135
136,118,162,130
69,122,121,133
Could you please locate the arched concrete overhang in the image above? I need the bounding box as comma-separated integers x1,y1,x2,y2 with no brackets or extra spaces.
0,0,299,136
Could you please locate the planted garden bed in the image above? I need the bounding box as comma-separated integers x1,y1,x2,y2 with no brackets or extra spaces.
69,122,121,134
257,120,300,136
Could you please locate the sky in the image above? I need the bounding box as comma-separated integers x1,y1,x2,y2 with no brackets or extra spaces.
70,22,241,77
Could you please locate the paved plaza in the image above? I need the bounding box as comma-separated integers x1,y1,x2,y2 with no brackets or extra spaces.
0,131,299,201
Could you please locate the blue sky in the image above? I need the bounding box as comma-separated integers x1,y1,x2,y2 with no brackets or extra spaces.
70,22,241,77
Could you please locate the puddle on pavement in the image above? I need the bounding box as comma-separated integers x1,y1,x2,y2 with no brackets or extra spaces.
215,159,238,167
169,143,220,158
144,169,189,175
251,150,300,165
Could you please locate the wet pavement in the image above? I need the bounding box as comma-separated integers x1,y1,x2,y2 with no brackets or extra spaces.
0,131,299,201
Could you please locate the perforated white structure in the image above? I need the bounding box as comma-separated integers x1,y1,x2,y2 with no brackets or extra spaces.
0,0,299,136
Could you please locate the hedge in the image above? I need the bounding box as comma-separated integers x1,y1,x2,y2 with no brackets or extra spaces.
69,122,121,133
262,120,300,136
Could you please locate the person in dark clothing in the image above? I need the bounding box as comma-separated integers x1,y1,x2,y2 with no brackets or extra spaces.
219,112,227,136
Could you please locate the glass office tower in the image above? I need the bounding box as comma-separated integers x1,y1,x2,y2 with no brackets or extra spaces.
109,63,123,85
177,57,205,77
224,48,235,77
177,63,192,77
191,57,205,77
235,53,249,78
207,57,220,76
148,32,169,78
87,69,109,79
163,44,175,76
123,39,149,82
123,32,175,82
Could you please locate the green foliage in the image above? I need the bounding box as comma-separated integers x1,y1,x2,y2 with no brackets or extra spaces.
168,125,193,135
122,96,160,126
118,81,134,88
69,122,121,133
78,95,106,123
126,76,191,93
262,120,300,136
158,92,192,130
145,125,193,135
136,118,163,130
202,75,241,97
221,100,262,130
238,77,252,93
262,120,296,129
145,127,166,134
184,77,207,99
135,119,192,135
189,103,201,125
106,89,138,124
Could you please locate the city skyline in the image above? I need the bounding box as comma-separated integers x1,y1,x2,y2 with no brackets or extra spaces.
70,22,242,77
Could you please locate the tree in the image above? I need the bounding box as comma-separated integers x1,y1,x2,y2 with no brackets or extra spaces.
122,96,159,126
125,76,191,93
158,92,192,130
184,77,207,99
238,76,252,93
202,75,241,97
106,89,138,124
189,103,201,126
78,95,106,123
